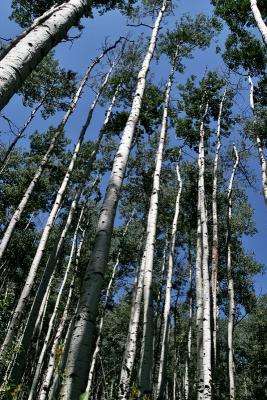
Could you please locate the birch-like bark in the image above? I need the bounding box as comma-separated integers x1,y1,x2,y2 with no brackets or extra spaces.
184,248,193,400
250,0,267,46
248,75,267,205
28,205,86,400
196,194,203,400
0,98,44,175
0,64,113,361
138,44,178,397
0,0,100,110
0,43,115,261
59,3,168,398
86,210,135,394
118,251,146,400
211,89,227,365
156,163,182,399
227,146,239,400
198,101,212,399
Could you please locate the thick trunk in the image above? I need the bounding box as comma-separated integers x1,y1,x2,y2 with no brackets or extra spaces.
0,0,92,110
227,146,239,400
156,163,182,399
248,75,267,205
138,45,177,397
59,3,168,398
118,251,146,400
0,98,44,175
0,65,113,358
86,209,135,394
250,0,267,46
0,42,115,261
198,102,212,399
211,89,226,365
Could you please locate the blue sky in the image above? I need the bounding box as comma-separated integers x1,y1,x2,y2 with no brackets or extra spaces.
0,0,266,293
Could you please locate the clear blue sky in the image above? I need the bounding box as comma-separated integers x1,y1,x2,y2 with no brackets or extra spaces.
0,0,266,294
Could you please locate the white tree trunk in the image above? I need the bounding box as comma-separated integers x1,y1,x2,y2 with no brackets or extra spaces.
156,163,182,399
211,89,226,365
138,43,177,397
198,102,212,400
86,209,135,394
0,0,93,110
248,75,267,205
0,64,113,362
0,45,111,261
118,250,146,400
250,0,267,46
59,2,168,398
227,146,239,400
184,250,193,400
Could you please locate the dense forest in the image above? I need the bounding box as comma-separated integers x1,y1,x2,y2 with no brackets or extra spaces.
0,1,266,399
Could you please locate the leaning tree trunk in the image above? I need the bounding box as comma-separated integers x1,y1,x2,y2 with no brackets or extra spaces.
86,209,135,395
59,2,168,398
248,75,267,205
250,0,267,46
198,101,212,400
211,89,227,366
138,44,178,397
0,64,114,362
0,0,115,110
0,97,44,174
0,41,117,261
227,146,239,400
156,163,182,399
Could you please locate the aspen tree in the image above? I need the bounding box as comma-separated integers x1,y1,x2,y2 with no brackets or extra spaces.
211,88,227,365
198,101,212,399
86,209,136,395
138,42,179,398
0,0,124,109
59,2,169,398
156,163,182,399
227,145,239,400
0,63,114,361
184,246,193,400
250,0,267,46
248,75,267,205
0,41,119,261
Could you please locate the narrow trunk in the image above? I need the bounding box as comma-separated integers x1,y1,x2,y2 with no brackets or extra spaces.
196,195,203,400
227,146,239,400
198,102,212,399
138,45,179,397
211,89,227,365
119,251,146,400
0,98,44,174
0,0,118,110
0,65,113,358
86,209,136,394
0,42,116,261
248,75,267,205
184,248,193,400
250,0,267,46
59,3,168,398
156,163,182,399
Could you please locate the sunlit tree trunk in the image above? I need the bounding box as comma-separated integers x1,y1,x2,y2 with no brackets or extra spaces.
138,44,178,397
211,89,226,365
156,163,182,399
0,43,116,261
0,0,122,110
198,101,212,399
250,0,267,46
196,190,203,400
248,75,267,205
86,209,136,394
0,65,113,360
227,145,239,400
59,3,168,398
184,247,193,400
